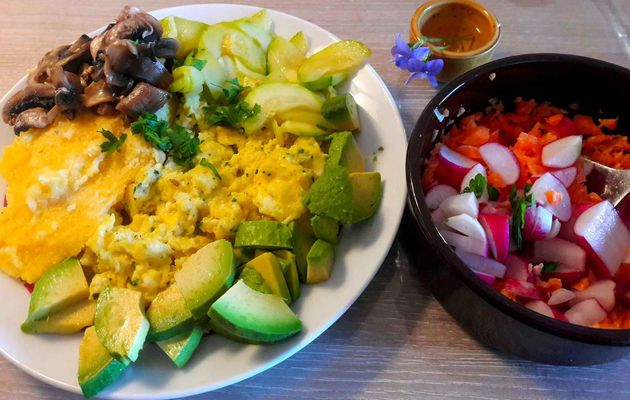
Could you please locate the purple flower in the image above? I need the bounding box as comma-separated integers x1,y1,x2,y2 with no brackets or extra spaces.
391,33,444,88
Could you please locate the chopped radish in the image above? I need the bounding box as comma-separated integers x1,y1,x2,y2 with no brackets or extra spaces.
460,164,488,202
531,172,572,221
546,218,561,239
534,238,586,271
437,145,476,188
541,135,582,168
523,205,553,241
619,289,630,308
475,271,496,285
542,263,586,286
455,249,506,278
479,143,520,185
559,203,590,242
548,288,576,306
479,213,510,262
525,300,554,318
571,280,616,312
445,214,487,241
565,299,607,326
504,254,533,282
550,167,577,188
439,192,479,219
502,279,543,300
625,246,630,264
440,230,488,256
431,208,449,231
574,200,630,278
425,184,458,210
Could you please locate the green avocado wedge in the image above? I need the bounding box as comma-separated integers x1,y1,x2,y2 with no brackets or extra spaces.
274,250,301,302
78,326,130,398
234,220,293,250
244,252,291,303
326,131,365,173
95,287,149,362
291,217,315,282
146,283,195,342
157,325,203,368
21,299,95,334
306,239,336,284
208,280,302,344
175,239,235,320
24,258,89,323
310,215,340,244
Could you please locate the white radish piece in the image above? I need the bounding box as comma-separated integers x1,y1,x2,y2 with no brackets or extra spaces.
534,238,586,271
479,142,520,185
440,230,488,256
444,214,487,241
455,249,507,278
571,280,616,312
504,254,532,282
525,300,555,318
574,200,630,278
545,218,561,239
460,164,488,202
565,298,607,327
439,192,479,219
558,203,590,242
431,208,450,231
542,135,582,168
530,172,572,221
425,184,458,210
437,145,477,187
548,288,576,306
523,205,553,241
550,167,577,188
479,213,510,262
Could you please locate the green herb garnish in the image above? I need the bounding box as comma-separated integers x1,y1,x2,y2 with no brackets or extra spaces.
200,158,222,180
487,184,500,201
541,261,560,273
191,58,208,71
221,78,248,104
509,184,535,250
206,102,261,128
130,112,170,152
99,129,127,157
462,173,487,199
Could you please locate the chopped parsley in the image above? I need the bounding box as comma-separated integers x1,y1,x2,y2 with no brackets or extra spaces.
204,79,261,129
463,173,487,199
130,112,200,168
487,184,500,201
509,183,535,250
200,158,222,180
99,129,127,157
541,261,560,273
191,58,208,71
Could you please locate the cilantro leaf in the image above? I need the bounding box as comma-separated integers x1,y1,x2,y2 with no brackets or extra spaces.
462,173,487,199
509,184,534,250
222,78,248,104
200,158,222,180
130,112,171,152
487,184,500,201
205,102,261,128
541,261,560,273
191,58,208,71
99,129,127,157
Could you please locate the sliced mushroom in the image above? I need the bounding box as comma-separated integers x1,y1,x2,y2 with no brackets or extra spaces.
105,40,172,89
106,6,163,44
2,84,56,125
116,82,170,120
13,106,60,135
82,80,116,108
29,35,92,84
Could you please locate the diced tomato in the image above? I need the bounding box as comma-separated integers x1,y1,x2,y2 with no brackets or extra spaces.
544,116,576,138
23,282,34,293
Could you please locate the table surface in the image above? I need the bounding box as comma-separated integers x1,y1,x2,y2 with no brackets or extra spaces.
0,0,629,399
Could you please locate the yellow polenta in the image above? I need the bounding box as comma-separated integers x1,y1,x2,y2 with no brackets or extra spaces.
0,112,325,302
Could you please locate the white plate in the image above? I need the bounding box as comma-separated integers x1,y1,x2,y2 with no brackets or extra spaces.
0,4,407,399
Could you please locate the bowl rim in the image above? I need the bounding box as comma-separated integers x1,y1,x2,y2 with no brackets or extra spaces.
406,53,630,346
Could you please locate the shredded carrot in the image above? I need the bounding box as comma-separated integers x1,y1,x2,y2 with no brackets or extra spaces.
545,190,562,205
572,277,590,291
598,118,618,130
546,114,563,126
456,145,483,162
573,114,603,135
487,171,507,188
500,288,517,301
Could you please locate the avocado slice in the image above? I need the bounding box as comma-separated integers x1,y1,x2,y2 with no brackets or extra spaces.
326,131,365,173
234,220,293,250
95,287,149,362
238,265,273,294
306,240,336,284
157,325,203,368
208,280,302,343
274,250,301,302
24,258,89,323
291,218,315,282
78,326,130,398
310,215,340,244
233,247,255,266
146,283,195,342
349,172,382,222
244,252,291,303
21,299,95,334
175,239,235,319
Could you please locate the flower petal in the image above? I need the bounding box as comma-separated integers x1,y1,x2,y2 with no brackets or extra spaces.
407,57,426,73
394,57,409,70
391,33,411,58
405,72,427,85
424,59,445,75
427,74,439,88
411,46,430,62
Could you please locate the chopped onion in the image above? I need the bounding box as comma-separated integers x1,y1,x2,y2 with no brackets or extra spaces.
571,279,616,312
425,184,458,210
565,299,607,327
548,288,576,306
479,143,520,185
525,300,554,318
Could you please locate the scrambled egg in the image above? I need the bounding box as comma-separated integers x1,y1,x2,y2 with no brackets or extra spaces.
0,112,326,301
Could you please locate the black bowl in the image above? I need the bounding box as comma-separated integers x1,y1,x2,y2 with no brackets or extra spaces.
405,53,630,365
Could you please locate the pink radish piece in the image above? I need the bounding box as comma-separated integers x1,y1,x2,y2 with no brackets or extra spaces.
550,167,577,188
548,288,576,306
425,184,458,210
460,164,488,202
440,230,488,256
479,213,510,262
541,135,582,168
502,279,543,300
559,203,590,242
571,280,616,312
542,263,586,286
439,192,479,219
533,238,586,271
625,246,630,264
479,142,520,185
525,300,555,318
546,218,561,239
455,249,506,278
565,299,607,327
530,172,572,221
523,205,553,240
431,208,449,231
437,145,476,188
475,271,496,285
574,200,630,278
504,254,533,282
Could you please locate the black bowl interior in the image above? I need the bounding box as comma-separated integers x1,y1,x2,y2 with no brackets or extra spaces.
406,54,630,348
